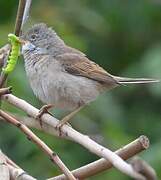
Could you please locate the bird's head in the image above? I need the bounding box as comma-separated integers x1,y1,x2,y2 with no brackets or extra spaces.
21,23,48,44
21,23,65,55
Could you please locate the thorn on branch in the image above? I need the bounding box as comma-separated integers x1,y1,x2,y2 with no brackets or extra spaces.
16,122,22,127
0,87,12,96
52,152,57,157
27,136,32,141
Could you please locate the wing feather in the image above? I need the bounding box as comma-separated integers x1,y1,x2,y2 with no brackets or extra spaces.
56,53,119,85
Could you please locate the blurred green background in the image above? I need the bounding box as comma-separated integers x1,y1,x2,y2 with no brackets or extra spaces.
0,0,161,179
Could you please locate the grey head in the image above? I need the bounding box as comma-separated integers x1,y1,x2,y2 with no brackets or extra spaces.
22,23,85,56
22,23,66,56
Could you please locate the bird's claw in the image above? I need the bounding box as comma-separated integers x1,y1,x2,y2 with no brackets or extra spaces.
55,121,71,136
36,104,53,127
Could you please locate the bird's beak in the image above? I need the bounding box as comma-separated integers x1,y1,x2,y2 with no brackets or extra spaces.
18,38,27,45
20,39,36,53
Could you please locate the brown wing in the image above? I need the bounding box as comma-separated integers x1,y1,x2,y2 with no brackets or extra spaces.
56,53,119,85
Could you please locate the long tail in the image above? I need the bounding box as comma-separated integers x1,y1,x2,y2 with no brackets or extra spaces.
113,76,160,84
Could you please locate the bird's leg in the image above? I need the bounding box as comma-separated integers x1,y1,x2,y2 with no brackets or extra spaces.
36,104,54,127
56,106,83,131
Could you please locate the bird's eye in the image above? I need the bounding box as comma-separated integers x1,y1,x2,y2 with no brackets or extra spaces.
30,34,37,40
34,29,39,33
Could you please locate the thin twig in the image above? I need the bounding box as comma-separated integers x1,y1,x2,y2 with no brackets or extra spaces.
2,94,146,180
48,136,149,180
0,110,76,180
7,164,36,180
22,0,32,27
0,87,12,96
0,150,10,180
131,157,157,180
0,74,7,88
1,150,36,180
0,44,10,68
4,155,20,169
14,0,26,36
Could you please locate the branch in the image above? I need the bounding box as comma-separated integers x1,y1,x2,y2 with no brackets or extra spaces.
7,164,36,180
7,114,151,179
0,45,10,68
22,0,32,27
14,0,26,36
5,114,151,179
2,94,146,180
0,110,76,180
131,157,157,180
48,136,149,180
4,154,20,169
1,150,36,180
0,87,12,96
0,151,9,180
4,115,150,179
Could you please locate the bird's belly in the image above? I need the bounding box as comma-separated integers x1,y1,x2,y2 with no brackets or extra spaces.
26,66,102,110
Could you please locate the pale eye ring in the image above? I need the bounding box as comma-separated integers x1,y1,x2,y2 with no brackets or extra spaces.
30,34,37,40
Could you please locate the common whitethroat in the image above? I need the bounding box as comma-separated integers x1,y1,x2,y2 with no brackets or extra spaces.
20,23,159,128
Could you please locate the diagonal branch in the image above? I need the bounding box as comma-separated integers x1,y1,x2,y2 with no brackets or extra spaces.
1,114,151,179
1,150,36,180
3,114,150,179
0,110,76,180
131,157,157,180
48,136,149,180
0,87,12,96
0,150,9,180
2,94,146,180
22,0,32,27
7,114,151,179
7,164,36,180
4,154,20,169
14,0,26,36
0,45,10,69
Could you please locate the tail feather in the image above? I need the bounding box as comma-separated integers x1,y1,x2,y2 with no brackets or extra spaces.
113,76,160,84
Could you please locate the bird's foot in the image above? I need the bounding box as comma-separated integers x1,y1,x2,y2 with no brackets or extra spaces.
55,106,83,136
56,119,71,136
36,104,54,127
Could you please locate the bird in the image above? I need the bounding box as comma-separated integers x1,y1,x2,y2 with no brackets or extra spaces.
20,23,159,128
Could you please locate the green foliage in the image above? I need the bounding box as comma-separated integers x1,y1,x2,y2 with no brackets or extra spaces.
0,0,161,179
